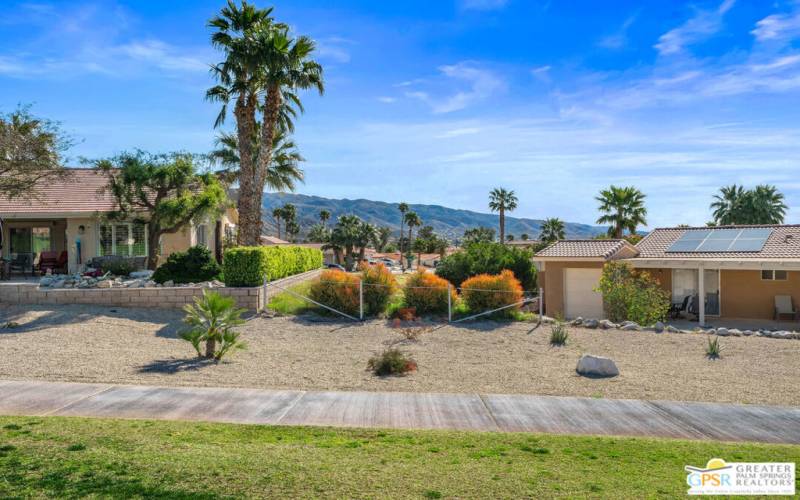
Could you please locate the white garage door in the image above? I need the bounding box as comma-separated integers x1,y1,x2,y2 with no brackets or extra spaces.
564,268,603,319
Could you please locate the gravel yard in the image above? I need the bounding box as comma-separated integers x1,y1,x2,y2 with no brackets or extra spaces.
1,304,799,406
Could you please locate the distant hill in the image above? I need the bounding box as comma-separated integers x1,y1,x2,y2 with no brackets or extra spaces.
260,193,606,241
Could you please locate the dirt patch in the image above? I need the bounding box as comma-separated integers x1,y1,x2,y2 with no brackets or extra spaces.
1,305,799,405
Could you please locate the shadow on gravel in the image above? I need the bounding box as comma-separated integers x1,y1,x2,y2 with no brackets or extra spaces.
136,358,217,374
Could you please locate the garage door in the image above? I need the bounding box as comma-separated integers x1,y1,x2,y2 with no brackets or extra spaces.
564,268,603,319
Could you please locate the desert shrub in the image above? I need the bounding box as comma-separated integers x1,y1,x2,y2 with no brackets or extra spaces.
100,259,136,277
309,270,361,316
460,270,523,317
436,242,536,290
367,348,417,376
180,290,247,360
360,263,397,316
223,245,323,287
706,336,722,359
403,270,456,315
153,246,221,284
595,261,670,326
549,321,569,346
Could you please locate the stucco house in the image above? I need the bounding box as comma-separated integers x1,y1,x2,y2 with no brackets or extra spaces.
0,168,237,275
534,225,800,324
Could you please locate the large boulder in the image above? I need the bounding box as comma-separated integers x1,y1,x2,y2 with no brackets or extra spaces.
576,355,619,378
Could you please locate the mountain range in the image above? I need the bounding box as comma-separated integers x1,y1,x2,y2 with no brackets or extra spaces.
260,193,606,241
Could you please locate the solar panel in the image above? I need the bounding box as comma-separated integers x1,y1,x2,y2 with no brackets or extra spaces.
666,228,773,253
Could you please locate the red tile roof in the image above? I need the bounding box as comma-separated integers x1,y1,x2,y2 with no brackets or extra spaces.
535,239,634,259
634,225,800,260
0,168,118,215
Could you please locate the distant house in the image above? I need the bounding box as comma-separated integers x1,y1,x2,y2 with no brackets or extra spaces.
260,235,291,245
534,225,800,324
505,240,542,250
0,169,237,274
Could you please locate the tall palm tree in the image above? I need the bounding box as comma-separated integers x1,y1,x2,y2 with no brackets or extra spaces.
749,184,787,224
326,215,369,271
371,226,392,252
209,124,305,190
398,202,409,270
596,185,647,238
539,217,565,243
319,209,331,227
207,1,274,245
404,211,421,269
272,207,283,239
710,184,747,226
488,188,518,244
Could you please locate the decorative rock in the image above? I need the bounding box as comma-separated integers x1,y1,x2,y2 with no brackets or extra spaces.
620,323,641,331
130,270,154,279
704,328,717,335
741,330,754,336
163,280,175,287
715,327,729,336
576,354,619,378
570,317,584,326
665,325,680,333
653,321,665,333
727,328,742,337
583,318,599,329
96,280,113,289
598,319,616,329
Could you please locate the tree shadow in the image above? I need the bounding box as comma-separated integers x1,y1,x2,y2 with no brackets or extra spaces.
136,357,217,374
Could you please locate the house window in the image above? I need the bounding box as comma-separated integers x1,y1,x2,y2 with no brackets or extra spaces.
98,223,147,257
195,224,208,248
761,270,788,281
9,227,50,254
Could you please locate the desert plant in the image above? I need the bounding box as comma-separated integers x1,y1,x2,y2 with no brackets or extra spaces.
359,263,397,316
460,270,523,318
706,336,722,359
549,321,569,346
180,290,247,360
367,348,417,376
403,270,456,315
153,246,221,284
595,261,669,325
309,269,361,316
436,242,536,290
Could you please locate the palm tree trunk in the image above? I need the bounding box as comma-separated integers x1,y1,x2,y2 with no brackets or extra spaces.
499,209,505,244
616,210,624,238
252,85,283,243
205,337,216,358
399,221,405,271
407,227,413,268
276,218,281,240
235,94,259,246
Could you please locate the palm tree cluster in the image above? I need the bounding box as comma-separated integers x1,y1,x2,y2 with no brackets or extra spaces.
488,187,518,244
323,215,376,271
271,203,298,241
207,1,323,246
710,184,787,225
596,185,647,238
539,217,565,243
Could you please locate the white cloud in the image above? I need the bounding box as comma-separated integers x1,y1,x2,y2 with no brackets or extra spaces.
460,0,509,11
530,65,551,82
116,40,207,72
436,127,481,138
377,96,397,103
655,0,736,55
405,62,504,114
598,13,638,50
752,5,800,43
315,37,354,64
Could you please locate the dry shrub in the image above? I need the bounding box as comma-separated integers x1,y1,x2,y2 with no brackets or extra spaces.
359,263,397,316
367,348,417,376
309,270,360,316
403,271,456,315
460,270,523,317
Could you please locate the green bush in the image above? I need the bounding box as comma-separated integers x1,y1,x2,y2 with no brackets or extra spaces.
360,263,397,316
367,348,417,376
100,259,136,277
436,242,537,290
223,245,323,287
595,261,670,326
153,246,221,284
549,321,569,346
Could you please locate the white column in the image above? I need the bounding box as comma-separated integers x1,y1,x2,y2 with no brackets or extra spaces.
698,266,705,326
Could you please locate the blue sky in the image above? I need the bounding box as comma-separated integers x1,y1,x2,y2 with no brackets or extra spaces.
2,0,800,228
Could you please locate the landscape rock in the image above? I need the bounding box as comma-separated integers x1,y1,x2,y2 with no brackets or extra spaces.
741,330,754,336
163,280,175,287
598,319,617,329
620,323,641,331
665,325,680,333
96,280,113,289
570,317,584,326
653,321,665,333
576,354,619,378
129,270,154,279
727,328,742,337
583,318,599,329
715,327,729,336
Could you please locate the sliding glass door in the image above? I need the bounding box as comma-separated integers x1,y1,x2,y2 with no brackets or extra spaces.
672,269,720,316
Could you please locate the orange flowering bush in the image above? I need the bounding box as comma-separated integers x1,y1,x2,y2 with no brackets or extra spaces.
460,270,523,317
403,270,456,315
359,263,397,316
309,270,361,316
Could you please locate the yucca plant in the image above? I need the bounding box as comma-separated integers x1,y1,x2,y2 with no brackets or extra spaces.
181,290,247,360
550,321,569,346
705,336,722,359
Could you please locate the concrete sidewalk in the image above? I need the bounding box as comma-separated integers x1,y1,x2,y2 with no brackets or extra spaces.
1,380,798,444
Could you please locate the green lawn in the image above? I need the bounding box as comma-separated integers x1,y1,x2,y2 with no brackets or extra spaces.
267,280,316,315
1,416,798,498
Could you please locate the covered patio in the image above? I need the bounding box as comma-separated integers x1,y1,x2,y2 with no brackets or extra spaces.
0,217,69,279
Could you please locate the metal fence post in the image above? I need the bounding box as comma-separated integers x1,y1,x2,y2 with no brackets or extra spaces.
447,284,452,322
538,287,543,320
262,275,269,311
359,279,364,321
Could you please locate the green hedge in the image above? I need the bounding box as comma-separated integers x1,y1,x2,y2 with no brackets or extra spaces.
223,246,324,287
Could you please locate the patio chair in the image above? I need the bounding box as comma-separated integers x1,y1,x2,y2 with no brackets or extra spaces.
37,251,59,275
774,295,798,320
8,253,32,277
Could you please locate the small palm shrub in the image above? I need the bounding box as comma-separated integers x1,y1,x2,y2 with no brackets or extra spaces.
360,263,397,316
706,336,722,359
460,270,523,318
180,290,247,360
550,321,569,346
403,271,456,315
309,270,360,316
153,246,221,284
367,348,417,376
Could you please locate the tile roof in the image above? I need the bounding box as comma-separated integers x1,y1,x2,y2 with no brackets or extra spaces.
260,235,291,245
0,168,118,215
634,225,800,260
535,239,631,259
